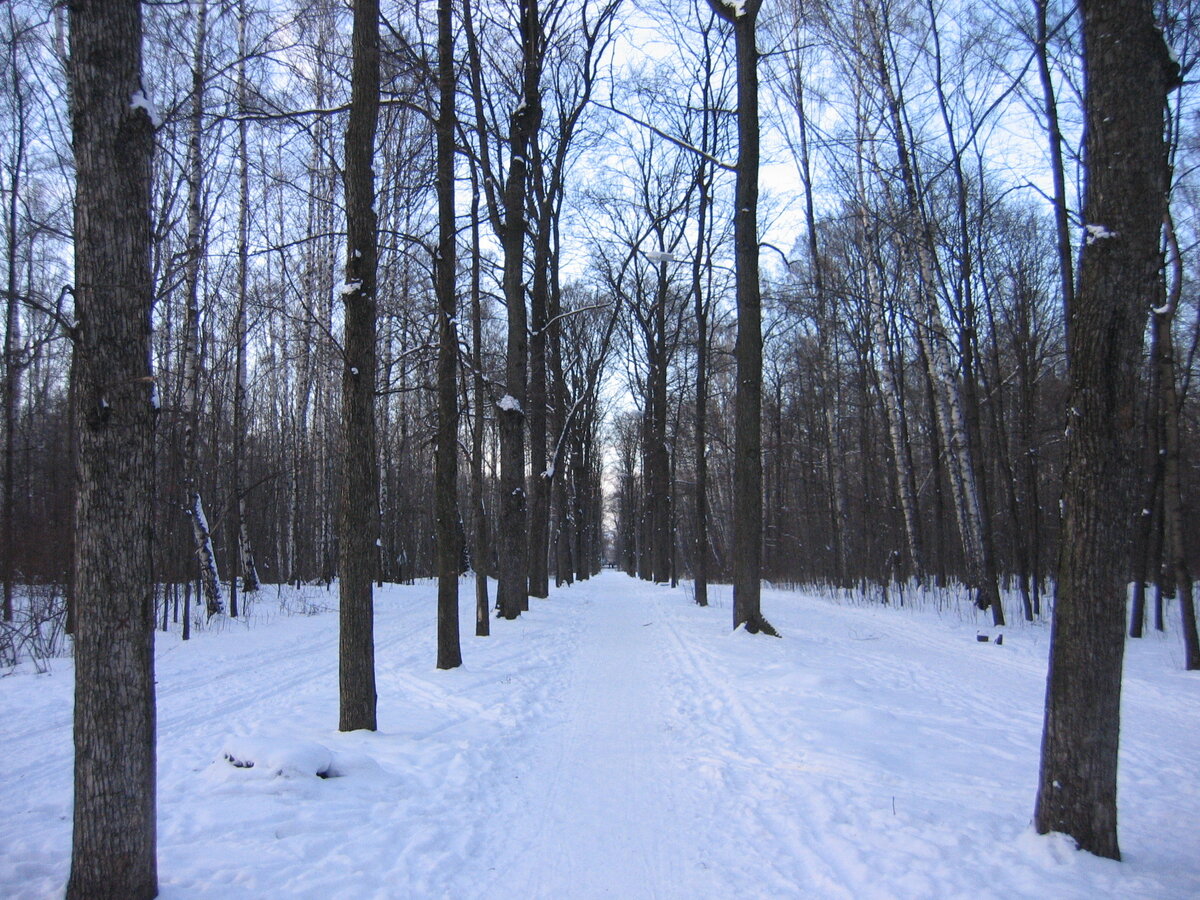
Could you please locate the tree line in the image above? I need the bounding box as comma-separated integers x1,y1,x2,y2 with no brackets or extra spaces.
4,2,1199,632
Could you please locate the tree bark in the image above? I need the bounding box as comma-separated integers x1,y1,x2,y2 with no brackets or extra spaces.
339,0,380,732
2,29,24,623
435,0,462,670
1034,0,1174,858
67,1,158,894
1159,215,1199,669
468,170,490,636
230,0,260,617
647,260,672,584
691,44,714,605
527,167,551,599
1129,305,1165,638
709,0,774,635
495,0,541,619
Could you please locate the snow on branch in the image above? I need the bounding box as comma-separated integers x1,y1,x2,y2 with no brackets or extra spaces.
130,89,162,128
593,101,736,173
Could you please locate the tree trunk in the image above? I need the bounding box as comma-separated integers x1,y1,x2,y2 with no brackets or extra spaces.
709,0,774,635
468,171,490,636
339,0,381,732
67,1,158,894
65,342,78,635
231,0,259,615
527,192,551,599
691,94,712,607
180,0,222,620
646,263,672,585
2,38,24,623
1035,0,1174,858
1159,216,1199,669
1034,0,1076,331
495,0,540,619
549,223,573,589
1129,302,1165,638
435,0,462,670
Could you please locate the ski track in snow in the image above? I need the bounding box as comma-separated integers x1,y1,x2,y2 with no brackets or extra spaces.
0,572,1197,898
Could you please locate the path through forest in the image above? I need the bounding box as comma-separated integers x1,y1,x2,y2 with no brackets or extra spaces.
483,582,727,898
1,572,1197,898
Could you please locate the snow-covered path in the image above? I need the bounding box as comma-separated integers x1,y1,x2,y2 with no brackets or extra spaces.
483,586,716,899
1,571,1198,898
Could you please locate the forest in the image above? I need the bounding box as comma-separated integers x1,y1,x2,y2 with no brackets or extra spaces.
3,0,1200,637
1,0,1198,896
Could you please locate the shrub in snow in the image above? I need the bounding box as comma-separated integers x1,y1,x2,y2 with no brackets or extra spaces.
221,736,335,779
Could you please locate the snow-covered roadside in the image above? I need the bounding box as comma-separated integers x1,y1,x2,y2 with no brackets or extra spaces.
666,580,1200,899
0,572,1196,898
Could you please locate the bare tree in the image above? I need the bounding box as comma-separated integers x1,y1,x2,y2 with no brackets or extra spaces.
1157,215,1199,669
67,0,158,894
339,0,381,732
466,162,491,636
229,0,260,618
462,0,543,619
1034,0,1175,858
435,0,462,670
707,0,775,635
180,0,223,618
1,3,29,624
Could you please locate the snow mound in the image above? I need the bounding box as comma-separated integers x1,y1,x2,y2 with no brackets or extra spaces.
221,736,335,779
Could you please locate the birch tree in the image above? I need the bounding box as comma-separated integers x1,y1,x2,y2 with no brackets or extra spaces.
180,0,223,618
229,0,260,618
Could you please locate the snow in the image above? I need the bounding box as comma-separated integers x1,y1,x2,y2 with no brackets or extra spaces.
148,346,160,411
219,736,334,779
1,572,1197,898
1084,223,1118,245
339,280,362,296
130,89,162,127
497,394,522,412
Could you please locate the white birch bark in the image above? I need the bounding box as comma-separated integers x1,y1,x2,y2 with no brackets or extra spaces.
181,0,222,617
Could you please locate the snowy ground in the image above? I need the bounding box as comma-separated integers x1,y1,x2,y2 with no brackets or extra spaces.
1,571,1197,899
